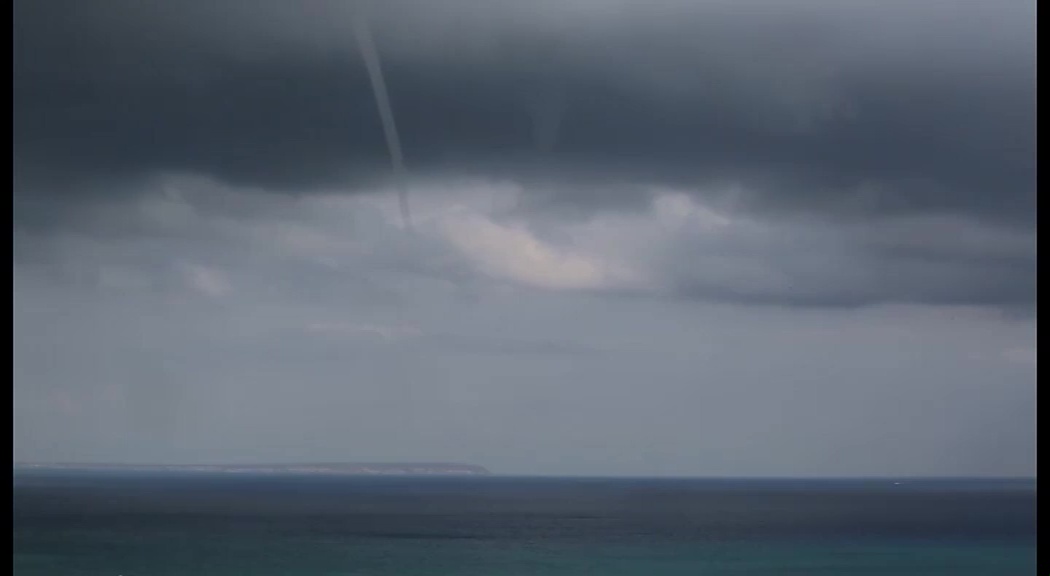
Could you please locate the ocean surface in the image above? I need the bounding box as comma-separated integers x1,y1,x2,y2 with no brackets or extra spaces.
13,473,1037,575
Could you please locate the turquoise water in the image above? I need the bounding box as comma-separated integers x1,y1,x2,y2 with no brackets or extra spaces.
13,535,1037,575
13,475,1037,575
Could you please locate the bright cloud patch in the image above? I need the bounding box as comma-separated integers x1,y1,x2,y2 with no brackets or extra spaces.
438,212,637,291
181,263,232,298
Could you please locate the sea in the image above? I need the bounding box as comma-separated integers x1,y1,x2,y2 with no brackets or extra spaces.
13,472,1037,575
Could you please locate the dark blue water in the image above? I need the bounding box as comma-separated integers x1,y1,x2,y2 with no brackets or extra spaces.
13,473,1037,575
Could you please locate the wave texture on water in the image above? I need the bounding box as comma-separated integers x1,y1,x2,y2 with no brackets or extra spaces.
13,475,1036,575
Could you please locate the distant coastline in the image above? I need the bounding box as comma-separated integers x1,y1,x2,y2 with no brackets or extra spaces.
13,462,492,476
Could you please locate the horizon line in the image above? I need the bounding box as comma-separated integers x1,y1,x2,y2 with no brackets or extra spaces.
12,463,1035,481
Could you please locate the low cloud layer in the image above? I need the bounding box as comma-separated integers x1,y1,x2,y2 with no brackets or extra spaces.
17,174,1035,310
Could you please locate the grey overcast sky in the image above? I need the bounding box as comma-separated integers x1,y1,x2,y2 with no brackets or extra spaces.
13,0,1035,476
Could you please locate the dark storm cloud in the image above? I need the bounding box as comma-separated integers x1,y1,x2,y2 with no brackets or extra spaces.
12,0,1036,312
14,0,1035,224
